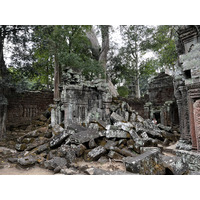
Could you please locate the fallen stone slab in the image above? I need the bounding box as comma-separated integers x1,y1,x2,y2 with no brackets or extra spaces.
161,131,179,142
89,139,97,148
65,148,77,164
110,147,137,157
21,138,35,144
136,115,144,123
110,112,125,123
104,140,118,150
159,155,189,175
129,111,136,122
7,157,18,163
189,171,200,175
157,124,172,132
140,147,162,154
106,129,130,139
114,122,134,132
17,130,40,143
60,167,80,175
129,129,140,140
74,144,87,157
98,156,109,163
132,138,145,154
143,119,160,131
15,144,27,151
44,157,67,170
123,149,165,175
69,129,100,145
96,120,107,130
68,123,88,133
50,131,71,148
88,123,100,130
18,156,37,167
26,137,49,151
108,150,124,160
36,143,49,154
86,146,107,161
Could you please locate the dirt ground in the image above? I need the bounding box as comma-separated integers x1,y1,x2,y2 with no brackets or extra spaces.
0,166,54,175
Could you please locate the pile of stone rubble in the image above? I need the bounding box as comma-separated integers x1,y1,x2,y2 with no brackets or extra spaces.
6,99,189,175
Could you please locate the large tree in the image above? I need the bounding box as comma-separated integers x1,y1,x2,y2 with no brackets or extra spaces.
113,25,154,98
86,25,119,97
145,25,178,71
0,26,31,81
0,25,31,138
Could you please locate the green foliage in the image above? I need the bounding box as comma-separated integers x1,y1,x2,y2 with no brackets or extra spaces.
31,25,104,82
108,25,157,97
6,25,105,90
149,25,178,69
117,86,129,97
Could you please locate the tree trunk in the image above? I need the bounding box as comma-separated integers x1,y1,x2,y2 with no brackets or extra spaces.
0,104,7,138
0,34,8,138
99,25,109,76
86,27,101,61
86,26,119,97
135,75,140,98
53,54,61,102
0,36,7,80
135,53,141,99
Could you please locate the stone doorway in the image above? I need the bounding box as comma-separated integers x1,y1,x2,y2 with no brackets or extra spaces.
154,112,161,124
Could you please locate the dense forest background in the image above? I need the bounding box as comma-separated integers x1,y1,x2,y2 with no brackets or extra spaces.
0,25,179,98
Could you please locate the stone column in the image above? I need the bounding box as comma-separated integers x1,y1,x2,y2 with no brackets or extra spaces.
193,100,200,151
144,102,152,119
50,104,57,127
180,86,191,141
188,96,197,150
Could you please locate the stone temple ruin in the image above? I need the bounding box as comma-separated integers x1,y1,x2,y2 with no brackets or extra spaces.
144,72,179,127
1,25,200,175
50,67,113,128
174,25,200,171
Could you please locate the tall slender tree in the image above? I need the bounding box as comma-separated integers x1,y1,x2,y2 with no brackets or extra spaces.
118,25,154,98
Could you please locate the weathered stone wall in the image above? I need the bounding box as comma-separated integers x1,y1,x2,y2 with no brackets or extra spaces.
174,25,200,151
148,72,175,106
6,89,53,128
118,97,146,119
51,67,112,128
144,72,179,127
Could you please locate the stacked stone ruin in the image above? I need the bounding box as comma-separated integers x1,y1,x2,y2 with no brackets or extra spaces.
4,66,189,175
6,98,186,175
